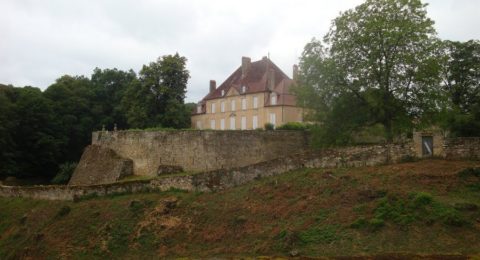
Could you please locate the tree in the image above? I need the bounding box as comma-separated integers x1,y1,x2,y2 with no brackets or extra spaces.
121,53,190,128
0,84,18,177
440,40,480,136
297,0,441,143
44,75,96,163
90,68,137,129
10,87,61,178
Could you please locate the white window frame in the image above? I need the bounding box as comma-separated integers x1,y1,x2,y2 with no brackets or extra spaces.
211,103,216,113
197,105,202,114
271,94,277,105
210,119,215,129
231,100,236,111
252,115,258,129
241,116,247,130
269,113,276,127
220,118,225,130
221,101,225,112
242,98,247,110
221,89,225,96
253,96,258,109
230,117,236,130
242,85,246,93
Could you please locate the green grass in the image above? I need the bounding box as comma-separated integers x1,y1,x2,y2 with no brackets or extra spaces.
1,160,480,258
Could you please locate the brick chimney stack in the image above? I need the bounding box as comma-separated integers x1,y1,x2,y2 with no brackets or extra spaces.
241,56,251,78
209,80,216,93
267,68,275,91
292,64,299,81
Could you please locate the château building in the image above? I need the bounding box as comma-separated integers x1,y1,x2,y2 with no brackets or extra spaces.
191,56,303,130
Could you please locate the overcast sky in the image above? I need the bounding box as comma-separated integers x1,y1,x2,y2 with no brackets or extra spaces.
1,0,479,103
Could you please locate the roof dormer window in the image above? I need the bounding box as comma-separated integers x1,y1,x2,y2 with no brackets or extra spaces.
221,89,225,96
241,85,246,93
271,93,277,105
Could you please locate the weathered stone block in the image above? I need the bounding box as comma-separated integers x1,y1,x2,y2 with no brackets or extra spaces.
157,165,184,176
69,145,133,186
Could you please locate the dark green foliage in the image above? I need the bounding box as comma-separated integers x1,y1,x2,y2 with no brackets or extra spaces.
51,162,77,184
264,123,275,130
439,40,480,137
0,53,190,180
56,206,71,218
458,167,480,178
0,86,62,178
121,53,191,129
352,192,468,230
276,122,309,131
399,155,419,163
295,0,442,145
299,225,340,244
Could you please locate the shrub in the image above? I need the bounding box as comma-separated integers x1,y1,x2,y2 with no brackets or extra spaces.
264,123,275,130
276,122,308,131
299,225,339,244
458,168,480,178
441,209,466,226
368,218,385,230
51,162,77,184
399,155,418,163
411,192,433,208
56,206,71,217
350,217,368,229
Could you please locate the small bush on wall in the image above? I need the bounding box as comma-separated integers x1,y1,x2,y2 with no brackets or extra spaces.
264,123,275,130
277,122,309,131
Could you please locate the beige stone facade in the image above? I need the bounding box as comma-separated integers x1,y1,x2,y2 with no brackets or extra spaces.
191,56,304,129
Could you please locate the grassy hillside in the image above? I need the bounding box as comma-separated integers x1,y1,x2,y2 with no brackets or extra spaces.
1,159,480,259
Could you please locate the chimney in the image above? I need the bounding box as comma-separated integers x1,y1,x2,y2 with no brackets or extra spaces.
209,80,216,93
267,68,275,91
241,56,251,78
292,64,299,81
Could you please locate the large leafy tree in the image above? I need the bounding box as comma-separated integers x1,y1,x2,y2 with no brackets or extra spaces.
44,75,96,163
297,0,441,143
0,84,19,177
440,40,480,136
0,86,62,178
122,53,190,128
91,67,137,129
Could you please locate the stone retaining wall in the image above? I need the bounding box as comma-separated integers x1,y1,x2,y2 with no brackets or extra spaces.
444,137,480,160
0,143,415,201
91,130,310,176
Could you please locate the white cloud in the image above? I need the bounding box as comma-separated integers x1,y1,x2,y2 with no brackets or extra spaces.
0,0,478,103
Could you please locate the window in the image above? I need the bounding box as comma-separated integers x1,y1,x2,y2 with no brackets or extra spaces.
230,117,236,130
253,96,258,109
241,85,246,93
211,103,216,113
221,101,225,112
252,115,258,129
210,119,216,129
220,119,225,130
269,113,276,127
231,100,236,111
221,89,225,96
241,116,247,130
242,98,247,110
196,121,202,129
271,94,277,105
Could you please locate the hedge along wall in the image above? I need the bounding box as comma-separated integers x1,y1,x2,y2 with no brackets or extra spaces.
0,143,415,201
91,130,310,176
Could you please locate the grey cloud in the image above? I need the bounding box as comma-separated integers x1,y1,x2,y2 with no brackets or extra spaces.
0,0,478,103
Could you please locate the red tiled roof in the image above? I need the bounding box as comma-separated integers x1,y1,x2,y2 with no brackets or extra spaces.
200,57,296,106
